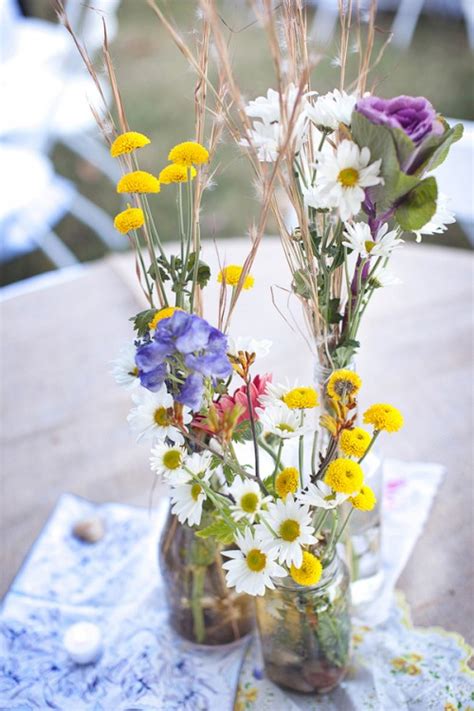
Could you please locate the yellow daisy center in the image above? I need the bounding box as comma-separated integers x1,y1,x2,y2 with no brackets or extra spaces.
191,483,202,501
246,548,267,572
154,407,171,427
338,167,359,187
240,492,259,513
290,551,323,586
276,423,294,433
275,467,299,499
163,450,182,470
364,240,376,253
279,518,301,542
128,366,139,377
282,387,318,409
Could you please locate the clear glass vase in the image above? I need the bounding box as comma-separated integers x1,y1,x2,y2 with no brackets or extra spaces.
313,358,384,607
158,506,255,646
255,554,351,694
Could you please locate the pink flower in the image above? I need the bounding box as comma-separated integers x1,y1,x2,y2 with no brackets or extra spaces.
218,373,272,424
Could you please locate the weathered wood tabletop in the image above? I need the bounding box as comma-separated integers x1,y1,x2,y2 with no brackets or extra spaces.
1,239,473,647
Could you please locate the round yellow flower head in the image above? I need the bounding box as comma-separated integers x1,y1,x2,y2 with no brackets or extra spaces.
340,427,371,458
324,458,364,494
110,131,151,158
282,387,318,410
350,484,377,511
117,170,160,194
159,164,197,184
113,207,144,234
148,306,184,330
327,369,362,401
290,551,323,586
363,403,404,432
217,265,254,290
168,141,209,167
275,467,299,499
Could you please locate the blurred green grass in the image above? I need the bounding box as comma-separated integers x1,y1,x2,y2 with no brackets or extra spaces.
2,1,473,286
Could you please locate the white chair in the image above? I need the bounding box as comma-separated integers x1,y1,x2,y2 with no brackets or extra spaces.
0,0,125,268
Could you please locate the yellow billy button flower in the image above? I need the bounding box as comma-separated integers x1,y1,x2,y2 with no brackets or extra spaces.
350,484,377,511
340,427,371,458
282,387,318,410
159,163,197,184
327,369,362,401
113,207,145,234
117,170,160,194
110,131,151,158
148,306,183,330
275,467,299,499
168,141,209,167
290,551,323,586
324,458,364,494
217,265,254,290
363,403,404,433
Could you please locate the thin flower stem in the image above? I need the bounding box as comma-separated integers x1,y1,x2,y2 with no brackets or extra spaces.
245,378,260,481
132,232,154,306
313,508,329,534
258,437,279,465
310,428,319,480
323,509,339,563
298,418,305,488
333,508,354,548
358,429,380,465
272,439,284,491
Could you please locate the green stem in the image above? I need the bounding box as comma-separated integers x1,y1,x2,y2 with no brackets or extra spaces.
258,437,279,465
311,428,319,480
333,508,354,547
358,429,380,465
272,439,284,492
191,567,205,643
323,509,339,564
245,377,261,482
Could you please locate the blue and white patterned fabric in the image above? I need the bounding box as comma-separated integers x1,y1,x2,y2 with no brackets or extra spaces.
0,494,248,710
1,461,473,710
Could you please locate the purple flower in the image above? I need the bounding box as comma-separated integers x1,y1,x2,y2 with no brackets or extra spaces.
176,373,205,410
356,95,443,145
138,363,167,391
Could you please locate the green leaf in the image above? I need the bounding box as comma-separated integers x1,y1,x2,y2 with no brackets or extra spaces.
395,176,438,231
414,122,464,175
196,518,236,546
391,127,416,167
186,252,211,288
233,420,262,444
130,309,157,337
292,269,312,300
327,297,342,325
351,113,420,212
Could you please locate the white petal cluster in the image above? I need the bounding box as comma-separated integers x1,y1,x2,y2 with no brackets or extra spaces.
256,495,317,567
111,342,140,389
413,192,456,242
305,89,357,131
222,528,286,596
257,402,312,439
127,387,189,445
297,481,348,510
309,140,383,221
342,221,403,259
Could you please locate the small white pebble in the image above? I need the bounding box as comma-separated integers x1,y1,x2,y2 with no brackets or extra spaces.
63,622,103,665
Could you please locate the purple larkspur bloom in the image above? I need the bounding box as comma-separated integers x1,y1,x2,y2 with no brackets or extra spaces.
135,311,232,408
176,372,205,410
356,95,443,145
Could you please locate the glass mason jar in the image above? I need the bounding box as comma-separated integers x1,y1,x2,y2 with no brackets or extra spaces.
313,358,384,607
158,506,255,646
255,554,351,694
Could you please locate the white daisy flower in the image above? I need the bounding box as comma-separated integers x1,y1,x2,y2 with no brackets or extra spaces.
369,265,402,288
257,402,312,440
256,495,317,567
229,478,271,523
305,89,357,131
149,443,188,482
111,342,140,389
245,84,301,125
127,387,190,445
243,121,280,162
311,140,383,221
170,478,207,527
342,221,403,259
228,336,273,359
184,451,213,479
222,528,286,596
413,192,456,242
297,480,349,510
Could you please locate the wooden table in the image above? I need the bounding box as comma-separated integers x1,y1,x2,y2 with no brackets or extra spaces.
1,239,473,648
